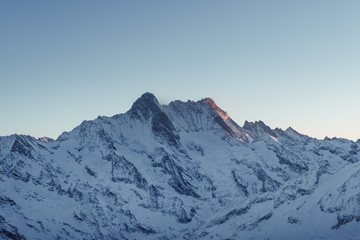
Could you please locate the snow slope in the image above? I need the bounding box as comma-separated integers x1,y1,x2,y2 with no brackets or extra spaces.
0,92,359,240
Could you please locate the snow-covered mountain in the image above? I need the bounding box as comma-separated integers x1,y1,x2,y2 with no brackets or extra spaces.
1,92,360,240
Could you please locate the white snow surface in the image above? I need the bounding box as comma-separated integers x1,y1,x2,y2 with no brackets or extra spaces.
0,92,360,240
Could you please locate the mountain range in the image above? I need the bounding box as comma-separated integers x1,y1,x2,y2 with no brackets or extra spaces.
1,92,360,240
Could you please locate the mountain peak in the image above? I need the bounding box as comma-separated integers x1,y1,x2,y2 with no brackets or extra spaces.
2,94,360,240
243,120,275,140
200,97,229,120
201,97,215,105
129,92,161,120
243,120,271,131
139,92,158,102
201,98,220,112
196,97,249,142
38,136,54,143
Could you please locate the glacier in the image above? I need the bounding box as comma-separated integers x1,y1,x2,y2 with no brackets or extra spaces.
0,92,360,240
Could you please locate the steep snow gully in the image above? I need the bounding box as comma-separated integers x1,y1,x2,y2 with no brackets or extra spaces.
1,92,360,240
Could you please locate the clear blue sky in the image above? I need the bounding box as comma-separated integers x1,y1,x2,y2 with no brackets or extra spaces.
1,1,359,140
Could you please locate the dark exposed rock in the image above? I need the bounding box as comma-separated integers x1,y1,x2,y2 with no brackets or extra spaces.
129,92,180,146
108,152,147,189
151,111,180,147
162,155,200,198
332,215,360,229
243,120,275,139
10,137,34,159
287,216,300,224
231,170,249,196
210,206,250,226
271,145,309,173
0,215,26,240
129,92,159,120
0,195,16,206
85,165,97,178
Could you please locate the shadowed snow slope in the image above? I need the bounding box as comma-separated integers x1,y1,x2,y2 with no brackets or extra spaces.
0,92,360,240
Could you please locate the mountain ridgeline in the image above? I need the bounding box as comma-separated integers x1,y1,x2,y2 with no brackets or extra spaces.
1,92,360,240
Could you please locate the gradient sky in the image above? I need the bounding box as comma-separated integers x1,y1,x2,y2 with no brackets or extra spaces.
1,1,359,140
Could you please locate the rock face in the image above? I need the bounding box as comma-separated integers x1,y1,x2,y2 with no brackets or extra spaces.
0,92,360,240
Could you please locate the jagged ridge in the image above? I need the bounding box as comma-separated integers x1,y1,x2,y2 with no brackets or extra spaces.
0,92,359,240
